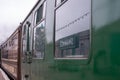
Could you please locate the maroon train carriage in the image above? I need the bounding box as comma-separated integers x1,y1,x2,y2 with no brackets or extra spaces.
0,26,22,80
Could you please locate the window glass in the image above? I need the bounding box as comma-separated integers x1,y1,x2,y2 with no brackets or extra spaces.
22,25,27,56
55,0,91,59
35,1,46,24
33,20,45,59
23,25,26,35
36,4,43,24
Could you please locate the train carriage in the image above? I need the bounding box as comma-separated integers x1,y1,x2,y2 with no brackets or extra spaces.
0,26,22,80
20,0,120,80
1,0,120,80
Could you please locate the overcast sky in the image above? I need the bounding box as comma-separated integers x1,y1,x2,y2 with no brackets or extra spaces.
0,0,38,44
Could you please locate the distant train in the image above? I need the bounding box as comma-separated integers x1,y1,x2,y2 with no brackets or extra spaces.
0,0,120,80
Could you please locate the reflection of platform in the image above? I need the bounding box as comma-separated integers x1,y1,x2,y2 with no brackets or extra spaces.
0,68,10,80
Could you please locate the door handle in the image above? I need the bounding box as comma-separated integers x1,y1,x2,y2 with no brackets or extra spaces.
25,51,32,64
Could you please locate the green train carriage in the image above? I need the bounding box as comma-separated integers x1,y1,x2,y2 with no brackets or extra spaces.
1,0,120,80
20,0,120,80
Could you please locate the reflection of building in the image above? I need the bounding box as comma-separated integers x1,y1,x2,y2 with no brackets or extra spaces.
55,30,90,58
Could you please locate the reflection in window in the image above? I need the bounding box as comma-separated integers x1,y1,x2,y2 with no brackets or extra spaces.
35,1,46,24
22,25,27,57
55,0,91,59
23,25,26,35
55,30,90,58
33,21,45,59
36,4,43,24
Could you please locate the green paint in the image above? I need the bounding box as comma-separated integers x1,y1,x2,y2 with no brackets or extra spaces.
21,0,120,80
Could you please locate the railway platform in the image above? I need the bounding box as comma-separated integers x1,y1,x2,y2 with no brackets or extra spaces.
0,68,10,80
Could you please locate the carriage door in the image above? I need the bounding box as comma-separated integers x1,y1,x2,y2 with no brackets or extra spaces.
21,21,32,80
30,1,46,80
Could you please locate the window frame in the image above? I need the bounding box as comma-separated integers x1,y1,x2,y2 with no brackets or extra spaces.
33,20,46,59
34,0,47,26
54,0,92,60
36,4,44,24
32,1,47,59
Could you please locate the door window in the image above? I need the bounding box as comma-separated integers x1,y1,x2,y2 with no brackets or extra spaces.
35,1,46,25
33,20,45,59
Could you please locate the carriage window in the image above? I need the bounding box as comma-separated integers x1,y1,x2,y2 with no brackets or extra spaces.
36,4,43,24
22,25,27,53
35,1,46,25
33,20,45,59
55,0,91,59
23,25,26,35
